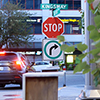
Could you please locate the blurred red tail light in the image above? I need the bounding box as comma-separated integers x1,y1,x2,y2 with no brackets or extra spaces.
0,52,5,55
14,61,22,70
14,76,21,78
16,61,21,65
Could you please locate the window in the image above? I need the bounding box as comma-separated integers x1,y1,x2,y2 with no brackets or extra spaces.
34,42,42,48
34,24,42,34
64,24,81,34
18,0,25,9
74,42,81,45
26,17,42,35
34,0,41,9
0,53,17,60
58,0,64,4
26,0,33,9
36,62,42,65
10,0,17,4
50,0,81,10
74,0,81,10
26,42,33,48
66,0,73,9
64,42,73,46
27,25,34,34
65,25,72,34
72,25,81,34
0,0,1,8
74,42,81,48
2,0,8,7
64,42,81,47
50,0,57,4
1,0,42,10
21,55,27,65
43,62,49,65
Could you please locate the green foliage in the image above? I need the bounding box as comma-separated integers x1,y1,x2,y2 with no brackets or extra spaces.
57,35,75,52
93,69,100,87
91,40,100,46
60,44,69,51
95,41,100,48
89,58,97,63
64,46,75,52
94,15,100,26
0,1,34,49
78,10,85,34
91,68,98,75
87,25,95,31
89,29,100,41
57,0,100,87
77,43,88,51
87,0,94,4
78,53,87,60
57,35,65,42
73,62,91,74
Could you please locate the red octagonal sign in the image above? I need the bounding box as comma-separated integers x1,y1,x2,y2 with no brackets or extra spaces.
42,17,64,38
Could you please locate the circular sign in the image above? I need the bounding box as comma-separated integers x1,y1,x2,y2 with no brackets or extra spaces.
44,40,62,59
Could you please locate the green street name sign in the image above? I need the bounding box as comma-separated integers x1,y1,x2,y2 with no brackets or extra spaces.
40,4,68,10
53,7,60,17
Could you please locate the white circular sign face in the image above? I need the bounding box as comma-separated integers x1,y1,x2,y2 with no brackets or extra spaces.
42,39,64,61
45,42,61,57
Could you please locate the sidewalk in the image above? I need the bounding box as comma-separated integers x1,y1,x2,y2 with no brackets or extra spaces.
58,85,84,100
58,71,85,100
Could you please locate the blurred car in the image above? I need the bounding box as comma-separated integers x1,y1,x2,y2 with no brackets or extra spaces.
0,51,30,88
31,61,60,72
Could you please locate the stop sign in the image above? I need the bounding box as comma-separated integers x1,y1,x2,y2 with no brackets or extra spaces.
42,17,64,38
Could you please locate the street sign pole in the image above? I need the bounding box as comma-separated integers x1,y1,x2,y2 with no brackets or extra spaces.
52,9,55,16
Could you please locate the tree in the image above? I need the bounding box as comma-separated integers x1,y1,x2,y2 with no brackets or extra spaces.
57,0,100,86
0,1,34,49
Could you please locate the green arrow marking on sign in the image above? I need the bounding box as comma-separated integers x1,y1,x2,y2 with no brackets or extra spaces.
53,8,60,17
40,4,68,10
44,40,62,59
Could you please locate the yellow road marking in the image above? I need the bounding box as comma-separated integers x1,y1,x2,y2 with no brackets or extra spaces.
58,87,66,91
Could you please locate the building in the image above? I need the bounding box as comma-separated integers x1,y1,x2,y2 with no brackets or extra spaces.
1,0,85,70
